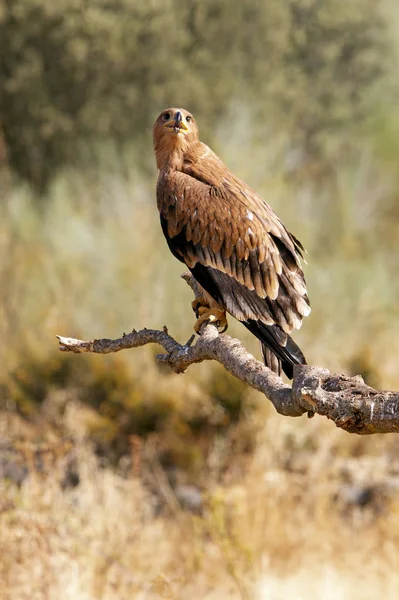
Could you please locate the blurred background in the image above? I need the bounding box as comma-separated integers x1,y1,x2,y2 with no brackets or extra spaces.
1,0,399,598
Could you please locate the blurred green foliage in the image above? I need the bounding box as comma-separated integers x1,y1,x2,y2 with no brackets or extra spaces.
0,0,391,191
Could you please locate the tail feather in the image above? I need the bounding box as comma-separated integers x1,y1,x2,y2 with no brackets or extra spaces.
243,319,306,379
261,345,282,377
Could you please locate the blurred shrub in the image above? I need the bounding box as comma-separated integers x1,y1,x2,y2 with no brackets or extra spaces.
2,350,251,467
0,0,391,191
346,346,381,390
206,364,248,424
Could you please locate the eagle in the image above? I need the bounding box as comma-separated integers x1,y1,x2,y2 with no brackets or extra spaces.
153,108,310,378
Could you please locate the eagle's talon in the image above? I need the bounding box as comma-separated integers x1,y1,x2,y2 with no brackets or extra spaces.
194,307,228,334
219,323,228,334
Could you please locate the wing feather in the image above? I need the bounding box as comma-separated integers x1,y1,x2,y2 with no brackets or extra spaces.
235,238,247,261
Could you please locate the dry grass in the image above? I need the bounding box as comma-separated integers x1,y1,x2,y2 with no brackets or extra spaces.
2,406,399,600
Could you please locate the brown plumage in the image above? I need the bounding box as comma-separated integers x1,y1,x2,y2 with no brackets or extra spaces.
153,107,310,378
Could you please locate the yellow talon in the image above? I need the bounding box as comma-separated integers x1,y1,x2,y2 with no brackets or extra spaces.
193,306,228,334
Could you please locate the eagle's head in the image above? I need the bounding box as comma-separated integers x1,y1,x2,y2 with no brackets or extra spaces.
153,108,199,169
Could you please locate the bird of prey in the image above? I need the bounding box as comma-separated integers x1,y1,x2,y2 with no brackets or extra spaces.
153,108,310,378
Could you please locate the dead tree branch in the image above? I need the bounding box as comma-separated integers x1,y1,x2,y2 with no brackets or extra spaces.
57,274,399,435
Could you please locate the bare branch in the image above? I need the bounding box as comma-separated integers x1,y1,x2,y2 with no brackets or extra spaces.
57,273,399,435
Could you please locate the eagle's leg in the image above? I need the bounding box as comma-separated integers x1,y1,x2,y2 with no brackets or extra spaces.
192,297,228,334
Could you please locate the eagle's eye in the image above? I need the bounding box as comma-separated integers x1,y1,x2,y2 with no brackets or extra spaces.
162,113,170,121
186,116,192,123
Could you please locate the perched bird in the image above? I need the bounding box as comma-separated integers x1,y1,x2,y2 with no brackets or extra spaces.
153,108,310,378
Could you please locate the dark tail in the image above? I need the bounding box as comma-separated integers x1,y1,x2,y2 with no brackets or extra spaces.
242,320,306,379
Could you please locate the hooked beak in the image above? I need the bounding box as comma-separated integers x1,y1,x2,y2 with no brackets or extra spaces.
174,111,183,129
164,110,189,133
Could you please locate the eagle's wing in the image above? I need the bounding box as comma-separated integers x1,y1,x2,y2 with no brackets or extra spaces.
157,146,310,338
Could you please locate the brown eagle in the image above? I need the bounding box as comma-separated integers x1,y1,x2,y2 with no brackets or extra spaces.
153,108,310,378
